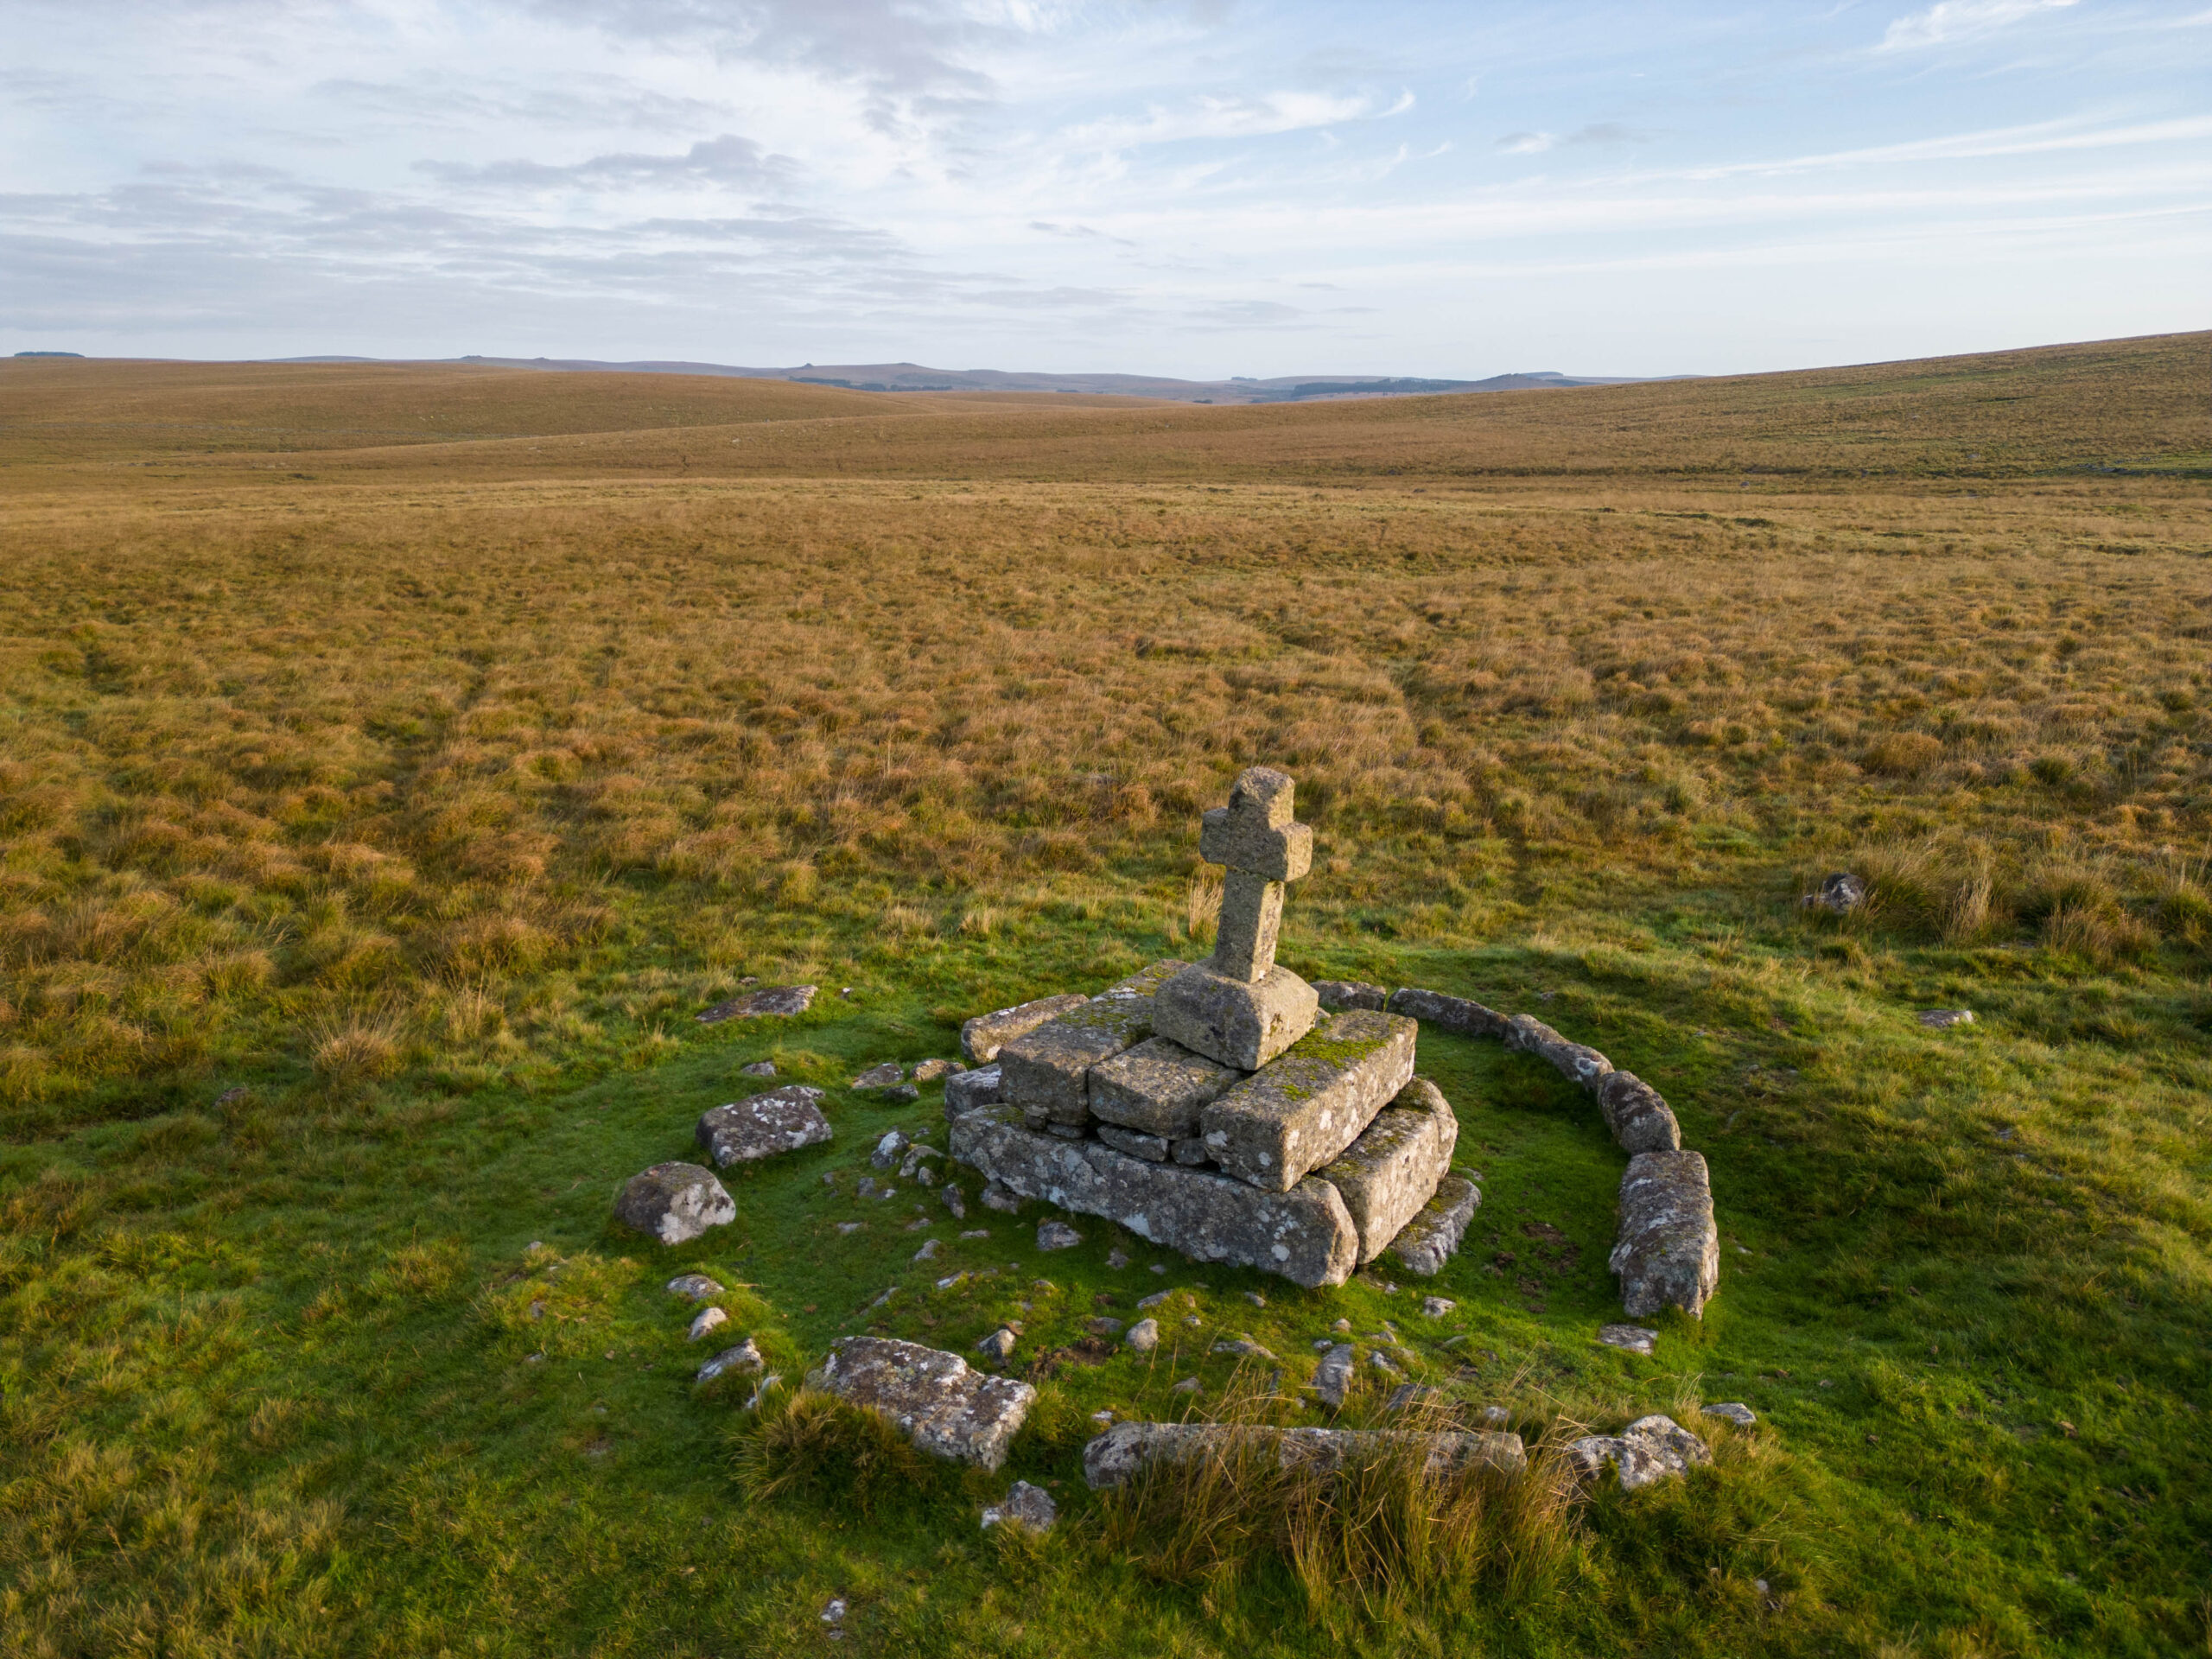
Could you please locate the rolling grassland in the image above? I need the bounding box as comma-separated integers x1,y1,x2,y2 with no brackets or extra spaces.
0,334,2208,1656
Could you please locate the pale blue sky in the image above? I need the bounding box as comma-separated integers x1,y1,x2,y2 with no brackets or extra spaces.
3,1,2206,375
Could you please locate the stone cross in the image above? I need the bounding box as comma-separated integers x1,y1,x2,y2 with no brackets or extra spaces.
1198,766,1313,982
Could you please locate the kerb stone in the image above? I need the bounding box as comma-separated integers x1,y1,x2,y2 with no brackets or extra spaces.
1198,1008,1417,1193
1313,980,1389,1012
1597,1071,1681,1154
1610,1150,1719,1318
997,961,1186,1127
1088,1035,1243,1138
1385,986,1510,1039
1317,1076,1459,1263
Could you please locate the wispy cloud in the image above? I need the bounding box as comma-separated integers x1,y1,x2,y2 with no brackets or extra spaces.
1880,0,2078,52
1495,123,1660,155
1064,90,1411,152
417,134,798,192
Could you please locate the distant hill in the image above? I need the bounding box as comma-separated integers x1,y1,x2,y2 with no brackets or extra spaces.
266,354,1670,404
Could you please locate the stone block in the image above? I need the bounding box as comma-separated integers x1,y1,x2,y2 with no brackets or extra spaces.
1152,961,1319,1071
696,984,816,1024
997,961,1187,1126
1171,1138,1211,1166
1505,1014,1614,1090
949,1105,1359,1287
1096,1123,1170,1161
694,1085,832,1166
1313,979,1389,1012
1566,1414,1711,1491
1317,1075,1459,1263
1088,1036,1243,1138
1386,986,1510,1039
1611,1151,1719,1318
1211,869,1284,982
806,1336,1036,1471
1597,1071,1681,1154
944,1063,1002,1121
961,993,1089,1065
1198,1009,1417,1193
1083,1421,1526,1490
1389,1174,1480,1277
613,1162,735,1245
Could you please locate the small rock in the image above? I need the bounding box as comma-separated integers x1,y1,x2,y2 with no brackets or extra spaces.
1421,1296,1455,1318
913,1058,957,1083
1802,872,1866,914
666,1273,725,1300
1701,1402,1758,1427
1918,1008,1974,1029
982,1181,1023,1214
980,1480,1058,1534
853,1062,906,1090
821,1598,846,1626
1479,1405,1511,1428
842,987,855,998
740,1059,777,1077
941,1184,968,1217
1138,1290,1171,1309
960,1228,991,1239
1367,1351,1402,1377
1036,1220,1083,1252
744,1372,782,1411
1149,1263,1167,1275
696,985,817,1024
689,1306,729,1341
1567,1414,1713,1491
1310,1344,1355,1410
1125,1318,1160,1352
836,1221,864,1236
1332,1318,1352,1334
1089,1317,1124,1337
914,1239,941,1262
884,1084,921,1103
897,1141,936,1179
934,1274,967,1291
855,1176,879,1199
877,1186,898,1202
870,1287,899,1308
1212,1337,1274,1360
1598,1324,1659,1357
976,1326,1018,1362
1385,1383,1444,1414
1243,1291,1266,1308
1107,1247,1129,1269
1091,1408,1116,1425
1171,1377,1202,1395
696,1338,764,1382
871,1130,910,1168
613,1163,735,1246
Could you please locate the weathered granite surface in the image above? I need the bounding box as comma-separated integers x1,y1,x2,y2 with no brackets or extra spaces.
1198,767,1313,882
944,1063,1002,1121
1567,1414,1712,1491
950,1105,1360,1287
695,1085,832,1166
1083,1421,1527,1489
1088,1035,1243,1138
1199,1008,1418,1192
1151,961,1319,1072
613,1162,735,1245
1597,1071,1682,1154
1317,1076,1459,1263
1384,986,1510,1039
960,994,1090,1065
1611,1151,1719,1318
1389,1173,1480,1277
806,1336,1036,1471
1309,1344,1355,1410
1505,1014,1614,1090
1313,980,1389,1012
999,961,1187,1127
696,985,817,1024
1096,1122,1171,1161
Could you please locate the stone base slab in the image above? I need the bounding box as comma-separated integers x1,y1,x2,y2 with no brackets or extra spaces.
1318,1076,1459,1264
1389,1174,1479,1277
998,960,1186,1125
1150,961,1319,1071
1198,1008,1417,1192
1088,1035,1243,1138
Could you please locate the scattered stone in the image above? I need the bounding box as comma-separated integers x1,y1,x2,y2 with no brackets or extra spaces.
1478,1405,1511,1428
1243,1291,1266,1307
1001,961,1188,1128
836,1221,864,1236
912,1058,957,1083
962,994,1092,1065
696,985,816,1024
1919,1009,1975,1029
1389,1175,1481,1277
1385,1383,1445,1414
1367,1350,1403,1377
932,1274,966,1291
1504,1014,1614,1090
884,1084,921,1103
1313,979,1389,1012
689,1306,729,1341
1421,1296,1455,1318
1332,1317,1351,1333
1170,1377,1202,1395
666,1273,725,1301
613,1163,735,1246
951,1106,1361,1287
1567,1414,1713,1491
982,1180,1023,1214
696,1337,763,1382
1310,1344,1355,1409
1084,1421,1527,1489
1089,1036,1245,1139
695,1085,833,1166
807,1337,1036,1470
1700,1402,1758,1427
1125,1318,1160,1352
976,1326,1018,1362
1597,1071,1682,1155
852,1062,906,1090
870,1287,899,1308
877,1187,898,1203
1384,986,1511,1039
740,1060,778,1077
914,1239,941,1262
870,1129,910,1169
960,1229,991,1240
744,1373,782,1411
1037,1219,1084,1251
821,1598,846,1627
1107,1247,1129,1269
1200,1009,1419,1193
1598,1324,1658,1357
1138,1290,1172,1309
1611,1151,1720,1319
944,1063,1003,1121
980,1480,1058,1534
897,1141,936,1179
1096,1123,1173,1162
855,1176,879,1199
1149,1262,1168,1274
1318,1074,1459,1262
942,1184,968,1218
1804,872,1866,913
1211,1337,1275,1360
1089,1317,1124,1337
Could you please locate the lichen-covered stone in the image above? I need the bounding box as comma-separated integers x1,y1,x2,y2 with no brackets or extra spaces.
1198,767,1313,881
950,1105,1359,1287
944,1063,1002,1121
1310,1344,1355,1410
1083,1421,1526,1489
1389,1174,1480,1277
999,961,1187,1127
1198,1008,1417,1193
1317,1076,1459,1263
1611,1151,1719,1318
1505,1014,1614,1090
980,1480,1057,1534
695,1085,833,1166
1566,1414,1712,1491
806,1336,1036,1471
696,985,816,1024
1171,1138,1211,1166
1597,1071,1682,1154
1385,986,1510,1039
1151,960,1319,1072
613,1162,735,1245
1313,980,1389,1012
961,993,1090,1065
1096,1122,1171,1161
1089,1036,1243,1138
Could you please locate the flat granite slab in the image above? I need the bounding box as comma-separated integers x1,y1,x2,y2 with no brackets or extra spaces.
950,1105,1359,1287
695,1085,832,1166
1316,1075,1459,1263
998,960,1187,1128
1150,960,1319,1071
1389,1173,1479,1277
961,993,1089,1065
806,1336,1036,1471
1198,1008,1418,1193
1088,1035,1244,1138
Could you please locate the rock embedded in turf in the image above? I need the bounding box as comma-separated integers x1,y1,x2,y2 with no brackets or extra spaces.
739,1060,777,1077
1390,1174,1479,1276
942,1184,967,1218
944,1064,1002,1121
1125,1318,1159,1352
1598,1324,1659,1357
999,961,1187,1128
1317,1074,1459,1263
1421,1296,1455,1318
1700,1402,1758,1427
613,1162,736,1245
981,1180,1022,1213
1919,1008,1975,1029
1505,1014,1614,1090
1083,1421,1527,1489
870,1129,909,1169
1386,1383,1445,1414
1384,987,1510,1039
961,993,1090,1065
1567,1414,1712,1491
666,1273,724,1301
950,1105,1361,1287
1310,1344,1355,1410
696,985,816,1024
976,1326,1018,1361
1200,1009,1418,1193
688,1305,728,1340
696,1337,763,1382
807,1336,1035,1471
1804,872,1866,913
1089,1035,1245,1140
1611,1151,1720,1319
694,1086,833,1167
1036,1219,1083,1251
1089,1317,1124,1337
884,1084,921,1103
912,1058,957,1082
896,1141,935,1179
1313,979,1389,1012
1597,1071,1682,1155
1211,1337,1274,1360
980,1480,1057,1535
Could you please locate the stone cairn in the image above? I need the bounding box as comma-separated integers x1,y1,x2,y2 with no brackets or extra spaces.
947,766,1478,1289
